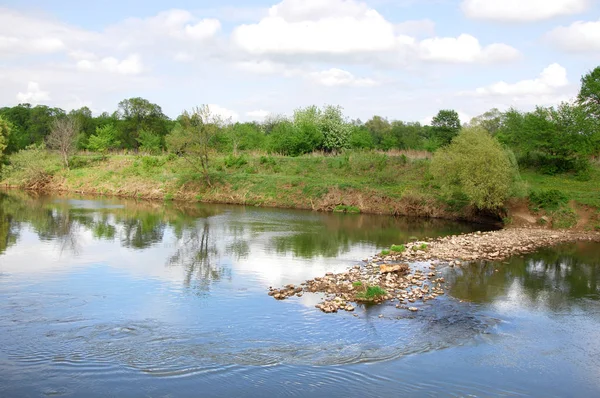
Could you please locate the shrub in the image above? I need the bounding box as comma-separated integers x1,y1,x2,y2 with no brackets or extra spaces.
430,126,518,211
551,207,578,229
333,205,360,214
529,189,569,211
356,285,387,301
224,154,248,168
381,249,390,255
3,144,61,188
137,129,162,154
390,244,406,253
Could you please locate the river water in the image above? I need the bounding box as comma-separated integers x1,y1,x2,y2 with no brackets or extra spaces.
0,191,599,397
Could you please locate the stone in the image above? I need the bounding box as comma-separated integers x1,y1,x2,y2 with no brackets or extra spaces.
409,307,418,312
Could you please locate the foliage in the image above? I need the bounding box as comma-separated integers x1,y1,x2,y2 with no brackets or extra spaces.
320,105,351,152
381,249,391,255
551,207,578,229
87,124,120,154
137,129,162,154
117,97,170,149
431,126,517,211
3,144,61,188
431,109,461,147
166,105,225,186
0,115,10,157
224,154,248,168
356,285,387,301
468,108,502,135
578,66,600,120
333,205,360,214
390,244,406,252
529,189,569,211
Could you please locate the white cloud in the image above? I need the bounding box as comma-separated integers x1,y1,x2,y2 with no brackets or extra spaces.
546,19,600,52
246,110,271,120
395,19,436,37
418,34,519,63
461,0,589,22
208,104,239,122
232,0,397,55
16,81,51,104
461,64,572,106
76,54,143,75
309,68,379,87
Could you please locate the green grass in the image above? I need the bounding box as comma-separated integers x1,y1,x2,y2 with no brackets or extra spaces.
333,205,360,214
380,249,391,255
356,285,387,301
521,166,600,208
390,244,406,253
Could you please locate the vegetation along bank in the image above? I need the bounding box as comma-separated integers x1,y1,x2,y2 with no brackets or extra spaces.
0,67,599,230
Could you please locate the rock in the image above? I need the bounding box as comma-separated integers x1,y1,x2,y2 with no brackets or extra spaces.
409,307,418,312
380,263,409,274
378,314,384,318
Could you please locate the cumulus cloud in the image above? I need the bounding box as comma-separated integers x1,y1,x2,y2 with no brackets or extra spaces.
208,104,239,122
232,0,519,67
16,81,51,104
309,68,379,87
76,54,143,75
246,110,271,120
546,19,600,53
418,34,519,63
461,0,589,22
232,0,397,55
461,64,572,105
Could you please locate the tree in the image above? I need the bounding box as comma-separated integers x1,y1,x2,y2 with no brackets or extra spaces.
578,66,600,119
431,109,461,146
320,105,351,153
117,97,169,149
431,126,518,211
46,116,79,169
137,129,162,154
166,105,226,186
365,116,391,148
87,124,120,156
0,116,10,156
468,108,502,135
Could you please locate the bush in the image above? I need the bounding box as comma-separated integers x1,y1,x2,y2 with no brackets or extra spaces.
431,126,518,211
224,154,248,168
529,189,569,211
390,244,406,253
3,144,61,188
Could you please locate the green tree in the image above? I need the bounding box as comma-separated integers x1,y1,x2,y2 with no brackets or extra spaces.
365,116,391,148
167,105,225,186
320,105,350,153
0,115,11,156
87,124,120,155
137,129,162,154
292,105,324,154
578,66,600,119
431,109,461,147
117,97,169,149
431,126,517,211
468,108,502,135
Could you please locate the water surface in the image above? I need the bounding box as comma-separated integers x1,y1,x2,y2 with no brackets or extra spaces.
0,191,599,397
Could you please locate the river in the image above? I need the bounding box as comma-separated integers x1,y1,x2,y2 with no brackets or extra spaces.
0,191,599,397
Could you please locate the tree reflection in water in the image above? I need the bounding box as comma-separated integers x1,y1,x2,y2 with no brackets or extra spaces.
448,242,600,310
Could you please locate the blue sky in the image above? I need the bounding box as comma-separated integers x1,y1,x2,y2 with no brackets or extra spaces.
1,0,599,124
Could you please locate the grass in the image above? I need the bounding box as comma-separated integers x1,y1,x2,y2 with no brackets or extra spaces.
521,167,600,208
355,285,387,301
381,249,391,255
2,150,599,226
390,244,406,253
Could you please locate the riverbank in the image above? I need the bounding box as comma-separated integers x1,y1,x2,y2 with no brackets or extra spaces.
269,228,600,313
1,152,599,228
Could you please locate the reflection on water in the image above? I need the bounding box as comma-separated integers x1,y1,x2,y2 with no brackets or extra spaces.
1,190,600,397
448,242,600,309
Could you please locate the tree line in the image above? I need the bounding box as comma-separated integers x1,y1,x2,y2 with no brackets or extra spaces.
0,66,599,177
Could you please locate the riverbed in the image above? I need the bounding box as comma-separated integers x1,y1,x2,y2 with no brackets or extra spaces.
1,191,599,397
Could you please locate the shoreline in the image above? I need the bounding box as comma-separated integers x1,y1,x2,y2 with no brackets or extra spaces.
269,228,600,313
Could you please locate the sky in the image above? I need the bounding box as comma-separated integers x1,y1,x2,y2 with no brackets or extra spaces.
0,0,599,124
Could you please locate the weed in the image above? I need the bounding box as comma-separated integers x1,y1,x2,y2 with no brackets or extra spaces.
390,244,406,253
352,281,363,288
333,205,360,214
381,249,391,255
529,189,569,211
164,193,174,201
551,207,578,229
356,285,387,301
224,154,248,168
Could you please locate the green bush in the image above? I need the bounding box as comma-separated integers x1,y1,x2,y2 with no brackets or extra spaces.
3,144,61,188
431,126,518,211
551,207,578,229
390,244,406,253
356,285,387,301
224,154,248,168
529,189,569,211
